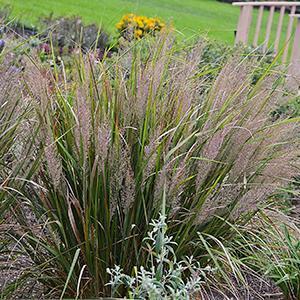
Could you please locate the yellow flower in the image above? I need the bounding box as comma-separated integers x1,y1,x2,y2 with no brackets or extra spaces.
116,13,166,39
116,22,123,30
137,20,144,28
134,29,143,38
147,20,155,30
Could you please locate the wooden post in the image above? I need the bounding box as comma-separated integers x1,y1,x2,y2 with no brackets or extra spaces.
274,6,286,54
233,2,300,66
253,5,264,47
283,5,297,63
288,15,300,89
235,5,253,44
263,5,275,52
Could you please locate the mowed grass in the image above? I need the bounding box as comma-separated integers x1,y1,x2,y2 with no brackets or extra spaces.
1,0,239,42
0,0,239,42
0,0,296,46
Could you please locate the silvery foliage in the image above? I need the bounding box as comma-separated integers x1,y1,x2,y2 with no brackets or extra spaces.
107,214,214,299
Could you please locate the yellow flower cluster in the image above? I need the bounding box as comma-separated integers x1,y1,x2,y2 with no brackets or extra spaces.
116,14,165,39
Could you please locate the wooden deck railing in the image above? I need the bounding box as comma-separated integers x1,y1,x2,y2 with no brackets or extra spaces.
233,2,300,86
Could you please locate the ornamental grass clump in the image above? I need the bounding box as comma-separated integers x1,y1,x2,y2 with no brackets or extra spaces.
0,63,38,217
2,34,300,298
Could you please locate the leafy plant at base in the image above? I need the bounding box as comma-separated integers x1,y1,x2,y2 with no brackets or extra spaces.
107,213,213,299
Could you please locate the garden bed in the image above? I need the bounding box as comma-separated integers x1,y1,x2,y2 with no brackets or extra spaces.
1,11,300,300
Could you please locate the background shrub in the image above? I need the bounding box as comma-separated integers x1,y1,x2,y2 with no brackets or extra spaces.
41,16,109,56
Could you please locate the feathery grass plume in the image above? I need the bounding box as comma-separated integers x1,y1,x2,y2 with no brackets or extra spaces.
24,58,63,188
168,41,205,114
119,144,136,212
96,121,111,171
143,124,163,185
0,66,22,165
3,34,300,299
0,62,38,217
43,128,62,189
109,135,136,214
74,85,91,160
206,57,251,114
0,56,42,299
196,125,230,188
133,34,174,121
24,57,52,114
168,155,190,214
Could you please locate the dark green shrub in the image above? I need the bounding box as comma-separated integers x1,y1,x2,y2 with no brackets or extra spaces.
41,16,109,55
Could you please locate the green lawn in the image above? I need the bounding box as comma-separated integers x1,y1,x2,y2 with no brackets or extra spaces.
0,0,294,46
